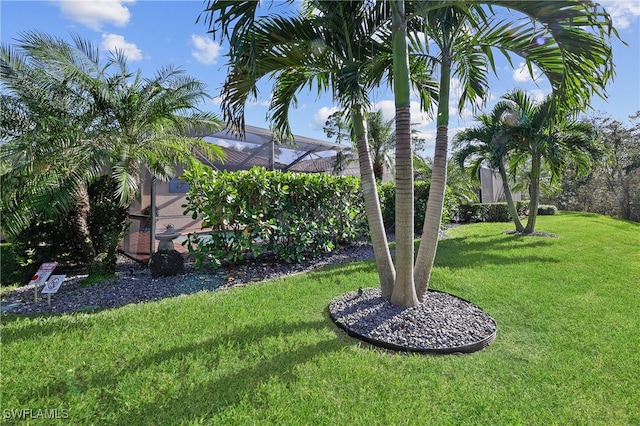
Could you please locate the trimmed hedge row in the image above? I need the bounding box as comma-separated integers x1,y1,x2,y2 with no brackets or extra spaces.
538,205,558,216
181,166,366,266
457,202,528,223
377,180,458,231
457,202,557,223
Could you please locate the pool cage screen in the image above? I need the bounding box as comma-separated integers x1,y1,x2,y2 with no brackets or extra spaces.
120,125,357,262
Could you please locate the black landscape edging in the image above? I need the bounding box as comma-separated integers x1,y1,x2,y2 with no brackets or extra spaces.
329,289,497,355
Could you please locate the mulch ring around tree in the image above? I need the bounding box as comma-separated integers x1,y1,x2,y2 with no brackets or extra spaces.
329,288,497,354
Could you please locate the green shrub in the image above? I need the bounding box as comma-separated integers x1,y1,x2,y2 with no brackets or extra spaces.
6,176,127,276
377,180,457,231
457,203,483,223
181,166,366,267
378,181,396,230
538,205,558,215
457,202,528,223
0,243,36,287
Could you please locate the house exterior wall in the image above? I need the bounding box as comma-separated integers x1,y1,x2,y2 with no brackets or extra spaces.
120,169,204,261
479,167,522,203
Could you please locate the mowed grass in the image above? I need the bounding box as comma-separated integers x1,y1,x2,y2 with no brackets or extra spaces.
2,212,639,425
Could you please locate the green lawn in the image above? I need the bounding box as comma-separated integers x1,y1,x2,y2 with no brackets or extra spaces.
2,212,639,425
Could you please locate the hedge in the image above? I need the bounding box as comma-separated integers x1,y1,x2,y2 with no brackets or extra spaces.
456,202,558,222
181,166,366,266
537,205,558,215
377,180,458,231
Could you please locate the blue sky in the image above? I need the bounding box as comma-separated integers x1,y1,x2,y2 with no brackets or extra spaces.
1,1,639,158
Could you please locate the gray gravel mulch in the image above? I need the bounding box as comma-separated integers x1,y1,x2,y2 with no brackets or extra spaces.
329,288,497,354
1,242,375,316
2,226,497,354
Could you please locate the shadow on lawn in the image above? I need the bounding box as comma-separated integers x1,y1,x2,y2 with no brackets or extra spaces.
2,312,99,344
433,232,560,270
2,260,378,344
32,318,347,423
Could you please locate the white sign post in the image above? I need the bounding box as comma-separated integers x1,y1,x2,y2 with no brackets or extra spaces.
28,262,58,303
41,275,66,307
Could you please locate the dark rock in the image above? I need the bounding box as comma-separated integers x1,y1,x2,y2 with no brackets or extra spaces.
329,288,497,354
1,243,376,315
149,250,184,278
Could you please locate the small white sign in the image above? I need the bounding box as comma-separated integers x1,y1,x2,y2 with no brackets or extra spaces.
29,262,58,286
41,275,66,294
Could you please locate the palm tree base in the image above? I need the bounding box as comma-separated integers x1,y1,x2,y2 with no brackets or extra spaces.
329,288,496,354
503,230,557,238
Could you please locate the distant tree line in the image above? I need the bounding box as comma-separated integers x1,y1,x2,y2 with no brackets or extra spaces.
542,111,640,222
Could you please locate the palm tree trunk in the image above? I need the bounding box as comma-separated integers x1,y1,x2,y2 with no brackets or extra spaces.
525,154,541,233
414,56,451,302
373,162,384,181
498,161,525,232
392,102,418,306
352,107,395,299
102,204,129,276
414,125,448,302
71,184,98,271
390,0,418,307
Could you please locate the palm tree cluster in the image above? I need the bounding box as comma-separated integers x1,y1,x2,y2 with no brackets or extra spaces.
200,0,618,306
1,31,224,276
454,89,601,233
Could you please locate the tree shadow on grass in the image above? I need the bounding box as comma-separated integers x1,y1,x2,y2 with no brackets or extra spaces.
3,261,376,345
432,233,560,270
1,312,102,344
27,318,348,424
303,260,378,281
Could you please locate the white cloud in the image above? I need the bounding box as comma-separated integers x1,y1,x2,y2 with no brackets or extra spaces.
601,1,640,29
248,96,271,107
513,61,543,83
528,89,548,103
410,101,434,126
191,34,221,65
101,33,142,61
57,0,134,31
449,105,474,121
413,128,437,144
372,100,395,121
313,106,339,128
371,99,434,127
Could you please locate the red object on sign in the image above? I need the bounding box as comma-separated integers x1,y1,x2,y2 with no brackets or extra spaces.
28,262,58,286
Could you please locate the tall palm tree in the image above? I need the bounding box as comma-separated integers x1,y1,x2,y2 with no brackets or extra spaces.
453,106,526,232
1,31,224,275
410,1,617,302
204,0,618,306
366,110,395,181
203,0,438,299
389,0,419,305
497,89,600,233
324,110,395,180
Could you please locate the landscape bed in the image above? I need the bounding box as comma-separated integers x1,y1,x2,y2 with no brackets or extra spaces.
1,212,639,425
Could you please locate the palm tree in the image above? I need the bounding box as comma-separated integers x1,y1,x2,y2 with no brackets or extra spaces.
453,106,526,232
203,0,618,306
496,89,600,233
203,0,438,299
1,31,224,275
409,1,618,302
367,110,395,181
389,0,419,305
323,110,394,179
